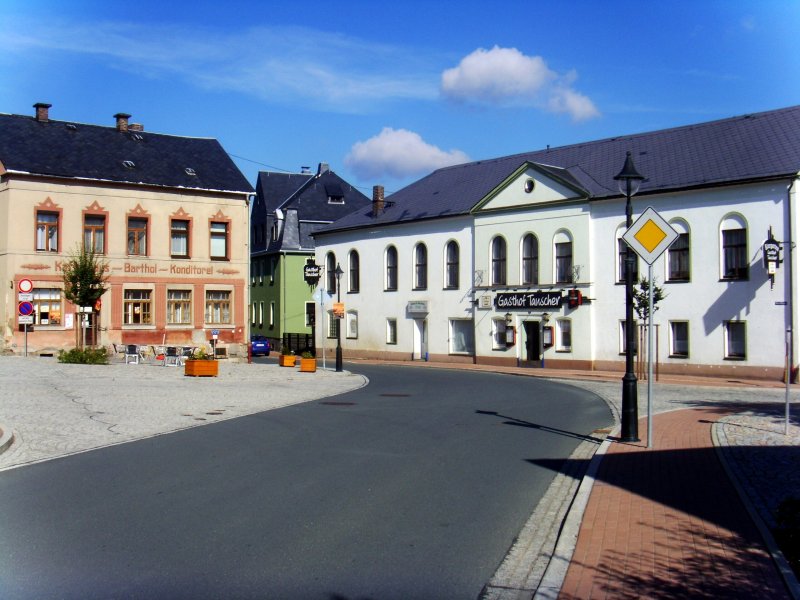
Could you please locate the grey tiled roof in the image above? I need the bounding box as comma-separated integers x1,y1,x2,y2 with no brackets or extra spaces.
319,105,800,234
0,112,253,194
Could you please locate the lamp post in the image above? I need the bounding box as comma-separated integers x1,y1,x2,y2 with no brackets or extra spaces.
614,151,645,442
335,262,343,372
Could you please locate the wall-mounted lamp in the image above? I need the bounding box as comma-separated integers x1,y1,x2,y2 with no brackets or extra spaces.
504,312,513,326
542,312,551,324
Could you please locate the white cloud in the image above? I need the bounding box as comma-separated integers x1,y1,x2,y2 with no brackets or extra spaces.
0,19,438,113
345,128,470,181
441,46,599,121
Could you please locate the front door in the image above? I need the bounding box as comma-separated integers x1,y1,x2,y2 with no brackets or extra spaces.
524,321,540,364
413,319,427,360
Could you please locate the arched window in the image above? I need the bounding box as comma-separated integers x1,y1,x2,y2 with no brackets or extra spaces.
491,236,507,286
445,241,459,289
348,250,360,293
385,246,398,291
616,225,639,283
721,215,748,280
554,231,573,284
521,234,538,285
667,220,690,282
414,243,428,290
326,252,336,293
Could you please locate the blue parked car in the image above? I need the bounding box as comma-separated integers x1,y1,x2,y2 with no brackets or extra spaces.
250,336,270,356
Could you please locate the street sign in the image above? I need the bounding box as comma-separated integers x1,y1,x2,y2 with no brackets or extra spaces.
18,292,33,302
18,301,34,316
18,279,33,293
18,315,33,325
333,302,344,319
211,328,219,340
622,206,679,265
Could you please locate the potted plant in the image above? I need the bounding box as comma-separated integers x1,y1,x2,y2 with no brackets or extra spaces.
184,347,219,377
299,351,317,373
279,347,296,367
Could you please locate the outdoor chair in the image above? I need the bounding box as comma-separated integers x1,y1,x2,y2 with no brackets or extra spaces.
124,344,140,364
164,346,181,367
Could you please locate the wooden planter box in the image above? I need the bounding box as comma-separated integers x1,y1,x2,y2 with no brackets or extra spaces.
279,355,296,367
184,360,219,377
299,357,317,373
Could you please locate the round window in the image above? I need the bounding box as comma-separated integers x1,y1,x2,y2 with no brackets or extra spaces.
524,178,535,193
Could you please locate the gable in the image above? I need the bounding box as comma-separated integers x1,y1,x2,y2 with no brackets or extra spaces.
473,163,587,213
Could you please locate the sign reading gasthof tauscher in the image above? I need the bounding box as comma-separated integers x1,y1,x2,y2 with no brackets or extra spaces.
495,292,563,310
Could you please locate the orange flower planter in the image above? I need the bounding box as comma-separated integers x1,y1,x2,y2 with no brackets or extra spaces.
279,355,296,367
184,360,219,377
299,357,317,373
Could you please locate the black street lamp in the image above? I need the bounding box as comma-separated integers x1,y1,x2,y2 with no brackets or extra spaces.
614,151,645,443
335,262,344,372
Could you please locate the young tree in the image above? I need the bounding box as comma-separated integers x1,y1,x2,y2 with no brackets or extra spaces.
61,245,109,347
632,275,666,324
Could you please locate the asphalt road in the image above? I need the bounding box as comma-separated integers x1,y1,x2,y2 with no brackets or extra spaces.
0,363,611,599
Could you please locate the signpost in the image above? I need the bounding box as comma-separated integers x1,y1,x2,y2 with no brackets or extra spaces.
622,207,679,448
17,280,35,357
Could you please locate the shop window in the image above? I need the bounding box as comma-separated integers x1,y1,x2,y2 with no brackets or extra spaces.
32,288,62,325
450,319,475,354
166,290,191,325
205,290,231,324
123,289,152,325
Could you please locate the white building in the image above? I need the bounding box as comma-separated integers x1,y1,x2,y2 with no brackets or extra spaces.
313,106,800,381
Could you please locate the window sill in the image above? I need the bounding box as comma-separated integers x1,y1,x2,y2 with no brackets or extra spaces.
210,257,230,262
171,255,191,260
719,277,749,282
556,349,572,353
122,324,156,329
668,354,689,359
724,356,747,361
665,279,690,284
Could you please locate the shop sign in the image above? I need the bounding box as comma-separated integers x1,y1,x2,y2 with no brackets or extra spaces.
304,262,321,285
407,301,429,315
495,292,562,310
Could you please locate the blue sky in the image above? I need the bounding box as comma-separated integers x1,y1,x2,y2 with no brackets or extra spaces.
1,0,799,195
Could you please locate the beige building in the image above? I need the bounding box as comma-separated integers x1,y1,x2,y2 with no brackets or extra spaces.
0,103,253,355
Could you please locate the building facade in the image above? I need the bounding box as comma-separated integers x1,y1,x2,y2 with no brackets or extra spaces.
250,163,369,351
313,106,800,380
0,104,253,355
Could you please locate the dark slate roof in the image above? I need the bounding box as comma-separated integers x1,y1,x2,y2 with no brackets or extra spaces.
252,167,370,252
318,105,800,234
0,112,253,194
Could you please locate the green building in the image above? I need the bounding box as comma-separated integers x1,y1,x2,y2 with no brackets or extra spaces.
250,163,370,352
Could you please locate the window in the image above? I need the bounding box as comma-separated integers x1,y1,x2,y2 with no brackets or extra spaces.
210,221,229,260
251,303,256,326
36,212,59,252
305,302,315,327
722,226,748,280
492,318,507,350
83,215,105,254
414,243,428,290
346,311,358,339
127,217,147,256
326,252,337,293
32,288,62,325
123,290,152,325
450,319,475,354
328,311,340,339
259,302,264,327
670,321,689,357
445,241,459,289
725,321,746,359
668,228,690,281
270,258,276,284
166,290,191,325
557,319,572,351
386,319,398,345
619,320,638,354
385,246,398,291
521,234,538,285
491,237,507,286
171,219,189,258
349,250,360,293
617,238,639,283
555,239,573,284
205,290,231,324
269,302,275,328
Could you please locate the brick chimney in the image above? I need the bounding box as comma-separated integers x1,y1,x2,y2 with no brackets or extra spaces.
33,103,52,122
114,113,132,132
372,185,385,217
129,123,144,132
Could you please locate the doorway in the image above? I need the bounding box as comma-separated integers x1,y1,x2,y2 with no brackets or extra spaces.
413,318,427,360
523,321,541,364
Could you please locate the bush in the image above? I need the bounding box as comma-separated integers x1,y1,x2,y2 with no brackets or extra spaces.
57,347,109,365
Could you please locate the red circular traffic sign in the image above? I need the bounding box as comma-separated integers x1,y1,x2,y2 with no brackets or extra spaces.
18,301,34,316
18,279,33,293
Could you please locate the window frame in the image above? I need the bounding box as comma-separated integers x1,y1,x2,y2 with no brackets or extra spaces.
35,210,60,253
127,216,149,257
326,252,337,293
669,320,690,358
205,290,232,325
385,246,398,291
521,233,539,285
554,233,573,284
492,318,507,350
667,228,690,282
721,225,749,280
209,220,230,261
724,320,746,359
617,237,639,284
414,243,428,290
31,288,63,326
83,213,107,255
449,318,475,355
386,318,398,345
491,236,507,286
166,289,192,325
170,218,191,259
348,250,360,293
123,289,153,325
556,318,572,352
346,310,358,339
445,241,460,289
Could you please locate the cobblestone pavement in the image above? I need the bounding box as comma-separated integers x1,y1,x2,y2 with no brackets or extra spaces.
0,355,366,470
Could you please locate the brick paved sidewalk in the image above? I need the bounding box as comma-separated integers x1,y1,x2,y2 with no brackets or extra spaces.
559,408,790,599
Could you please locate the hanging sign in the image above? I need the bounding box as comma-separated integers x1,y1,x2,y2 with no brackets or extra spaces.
495,292,562,310
304,262,321,285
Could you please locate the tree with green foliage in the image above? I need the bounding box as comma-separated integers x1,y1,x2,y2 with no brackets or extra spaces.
61,245,109,347
632,275,666,323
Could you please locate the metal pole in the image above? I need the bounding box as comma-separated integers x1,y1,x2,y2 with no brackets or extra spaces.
787,327,792,436
24,323,28,357
335,264,343,372
621,178,640,442
647,265,654,448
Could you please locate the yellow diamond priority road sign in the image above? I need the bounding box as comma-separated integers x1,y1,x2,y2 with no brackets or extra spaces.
622,207,679,265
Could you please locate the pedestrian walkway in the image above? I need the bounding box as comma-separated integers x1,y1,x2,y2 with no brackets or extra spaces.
558,408,792,599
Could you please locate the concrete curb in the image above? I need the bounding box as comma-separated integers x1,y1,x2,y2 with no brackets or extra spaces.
533,433,614,599
712,422,800,600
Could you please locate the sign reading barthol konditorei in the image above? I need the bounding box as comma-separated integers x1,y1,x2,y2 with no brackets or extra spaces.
495,292,563,310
